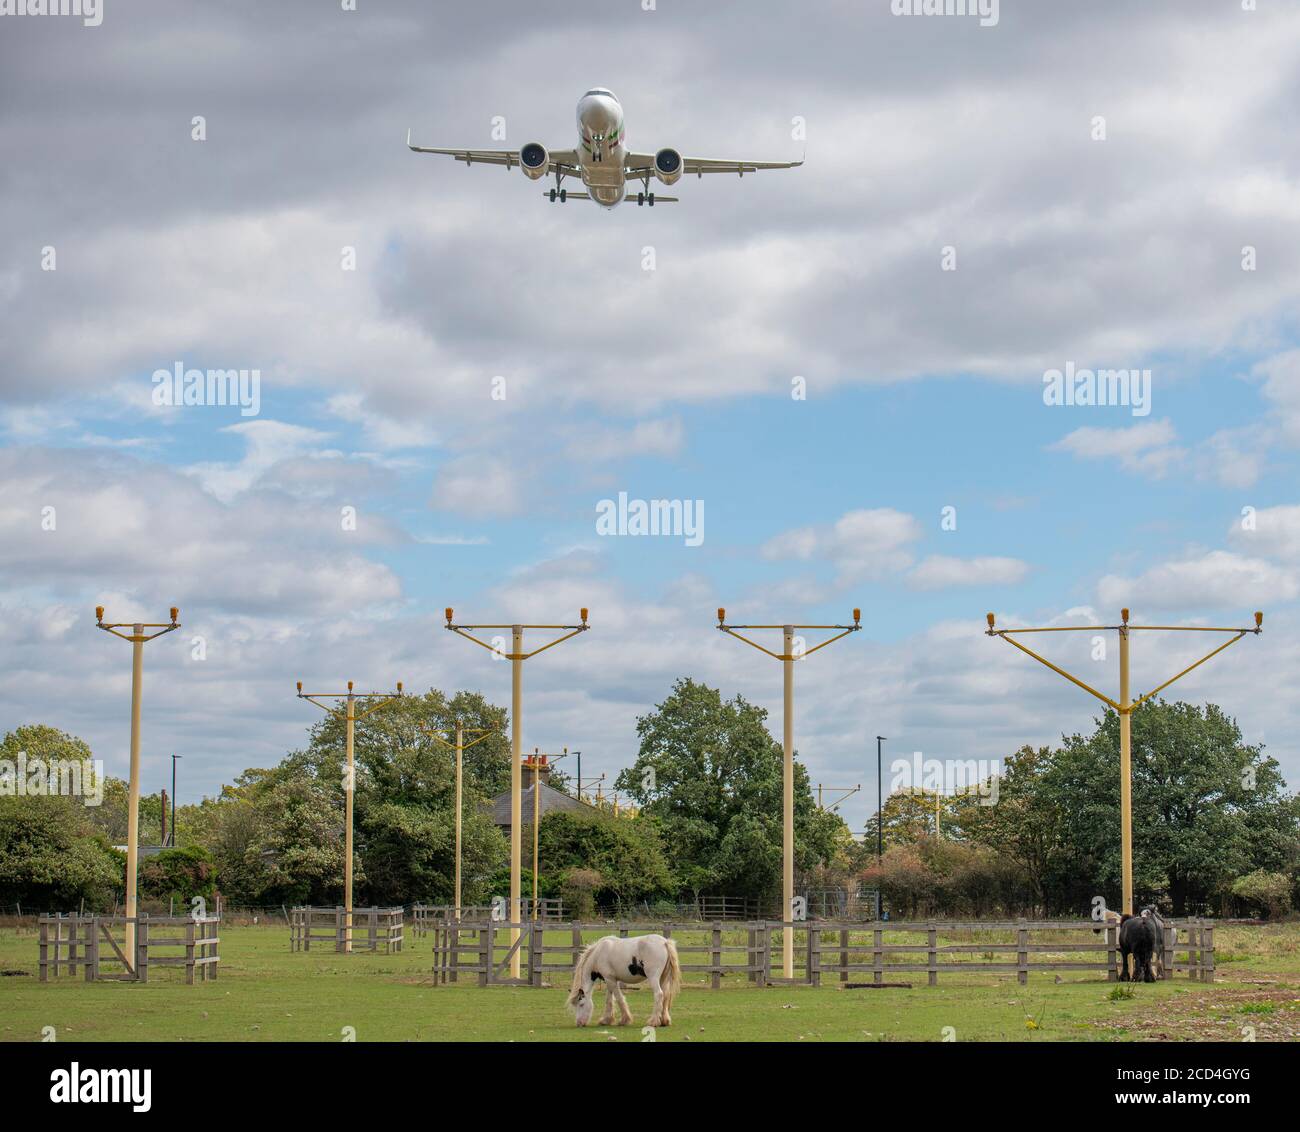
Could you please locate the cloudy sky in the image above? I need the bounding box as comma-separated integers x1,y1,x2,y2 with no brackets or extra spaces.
2,0,1299,829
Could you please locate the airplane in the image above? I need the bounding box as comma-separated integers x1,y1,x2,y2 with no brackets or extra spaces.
406,88,803,209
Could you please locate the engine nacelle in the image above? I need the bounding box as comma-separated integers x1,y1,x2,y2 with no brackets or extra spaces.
654,147,683,186
519,142,549,180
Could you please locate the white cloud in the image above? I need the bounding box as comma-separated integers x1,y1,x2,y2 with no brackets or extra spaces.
907,555,1031,591
1049,419,1184,477
763,508,922,583
1098,550,1298,611
431,456,520,518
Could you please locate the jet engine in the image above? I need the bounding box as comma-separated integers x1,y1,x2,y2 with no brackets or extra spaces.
654,147,683,186
519,142,549,180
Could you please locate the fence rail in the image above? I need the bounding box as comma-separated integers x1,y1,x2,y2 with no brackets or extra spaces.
38,914,219,984
290,906,403,953
429,918,1216,988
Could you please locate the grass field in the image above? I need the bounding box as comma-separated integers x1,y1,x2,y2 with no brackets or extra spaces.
2,921,1298,1042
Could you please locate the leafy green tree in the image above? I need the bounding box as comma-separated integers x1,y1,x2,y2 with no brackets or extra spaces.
0,795,122,910
532,811,674,906
614,678,849,901
139,845,217,905
1048,701,1295,914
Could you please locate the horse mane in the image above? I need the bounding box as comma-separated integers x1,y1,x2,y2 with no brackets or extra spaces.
566,939,599,1006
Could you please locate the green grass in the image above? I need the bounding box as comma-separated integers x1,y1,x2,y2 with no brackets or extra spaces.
1,921,1297,1042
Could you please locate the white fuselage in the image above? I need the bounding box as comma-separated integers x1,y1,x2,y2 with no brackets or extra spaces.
576,89,628,208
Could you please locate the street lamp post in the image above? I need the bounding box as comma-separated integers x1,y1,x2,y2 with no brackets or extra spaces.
95,606,181,972
716,607,861,979
876,735,886,921
170,754,181,847
444,608,590,977
987,608,1263,914
296,679,404,952
421,720,497,918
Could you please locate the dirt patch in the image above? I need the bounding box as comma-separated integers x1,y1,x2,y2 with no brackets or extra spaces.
1093,985,1300,1041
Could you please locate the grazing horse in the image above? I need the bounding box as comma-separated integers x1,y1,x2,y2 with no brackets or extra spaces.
1118,907,1162,983
567,934,681,1028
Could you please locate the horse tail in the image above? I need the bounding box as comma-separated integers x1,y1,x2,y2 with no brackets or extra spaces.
661,937,681,1008
567,940,597,1007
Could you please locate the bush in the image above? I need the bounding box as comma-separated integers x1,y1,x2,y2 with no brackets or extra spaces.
560,868,603,919
1229,870,1292,919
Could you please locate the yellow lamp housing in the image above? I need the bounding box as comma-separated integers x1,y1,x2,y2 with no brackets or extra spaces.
717,607,726,625
169,607,179,625
445,607,454,624
96,606,105,624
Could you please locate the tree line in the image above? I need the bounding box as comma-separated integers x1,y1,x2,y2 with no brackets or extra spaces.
1,679,1296,918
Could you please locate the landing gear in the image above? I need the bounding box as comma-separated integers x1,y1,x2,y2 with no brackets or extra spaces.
548,188,568,203
636,190,656,207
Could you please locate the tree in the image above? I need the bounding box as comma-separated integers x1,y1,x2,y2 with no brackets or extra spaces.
533,812,674,907
0,795,122,910
614,678,850,901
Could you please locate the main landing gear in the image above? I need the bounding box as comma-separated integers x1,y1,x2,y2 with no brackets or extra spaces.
636,191,656,207
548,188,568,203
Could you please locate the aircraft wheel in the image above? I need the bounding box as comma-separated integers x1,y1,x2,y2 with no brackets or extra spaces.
548,189,556,202
648,192,656,207
559,189,567,202
637,192,645,206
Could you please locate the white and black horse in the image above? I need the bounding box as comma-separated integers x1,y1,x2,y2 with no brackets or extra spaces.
567,934,681,1028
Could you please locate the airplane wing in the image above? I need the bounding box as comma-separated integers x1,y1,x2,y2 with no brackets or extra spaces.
625,152,803,178
406,130,579,173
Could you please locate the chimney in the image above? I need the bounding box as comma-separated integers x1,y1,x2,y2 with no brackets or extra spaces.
523,752,551,790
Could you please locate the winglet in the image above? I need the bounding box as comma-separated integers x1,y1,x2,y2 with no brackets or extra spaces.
405,127,412,150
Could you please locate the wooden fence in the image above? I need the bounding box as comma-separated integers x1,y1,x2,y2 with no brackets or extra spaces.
290,906,403,953
429,918,1216,988
38,914,220,984
411,900,563,937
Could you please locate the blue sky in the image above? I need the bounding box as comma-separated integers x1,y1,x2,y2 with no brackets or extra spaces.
2,0,1299,832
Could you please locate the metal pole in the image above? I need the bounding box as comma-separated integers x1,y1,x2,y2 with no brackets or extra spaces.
876,736,885,921
454,721,463,921
1119,610,1133,915
509,625,523,977
532,750,540,921
170,755,179,847
125,626,144,970
344,686,355,954
782,624,794,980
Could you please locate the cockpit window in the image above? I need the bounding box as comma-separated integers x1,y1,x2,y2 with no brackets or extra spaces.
584,88,614,97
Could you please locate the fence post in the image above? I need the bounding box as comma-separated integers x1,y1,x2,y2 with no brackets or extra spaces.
182,918,195,985
808,927,820,988
1161,922,1174,981
1016,920,1029,986
872,925,883,987
839,928,849,985
86,916,99,983
137,916,149,984
38,917,48,983
928,922,939,987
1202,922,1214,984
747,927,757,985
1106,923,1118,981
709,922,722,990
530,920,543,987
480,920,493,987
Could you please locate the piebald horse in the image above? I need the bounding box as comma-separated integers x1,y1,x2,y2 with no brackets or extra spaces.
567,934,681,1028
